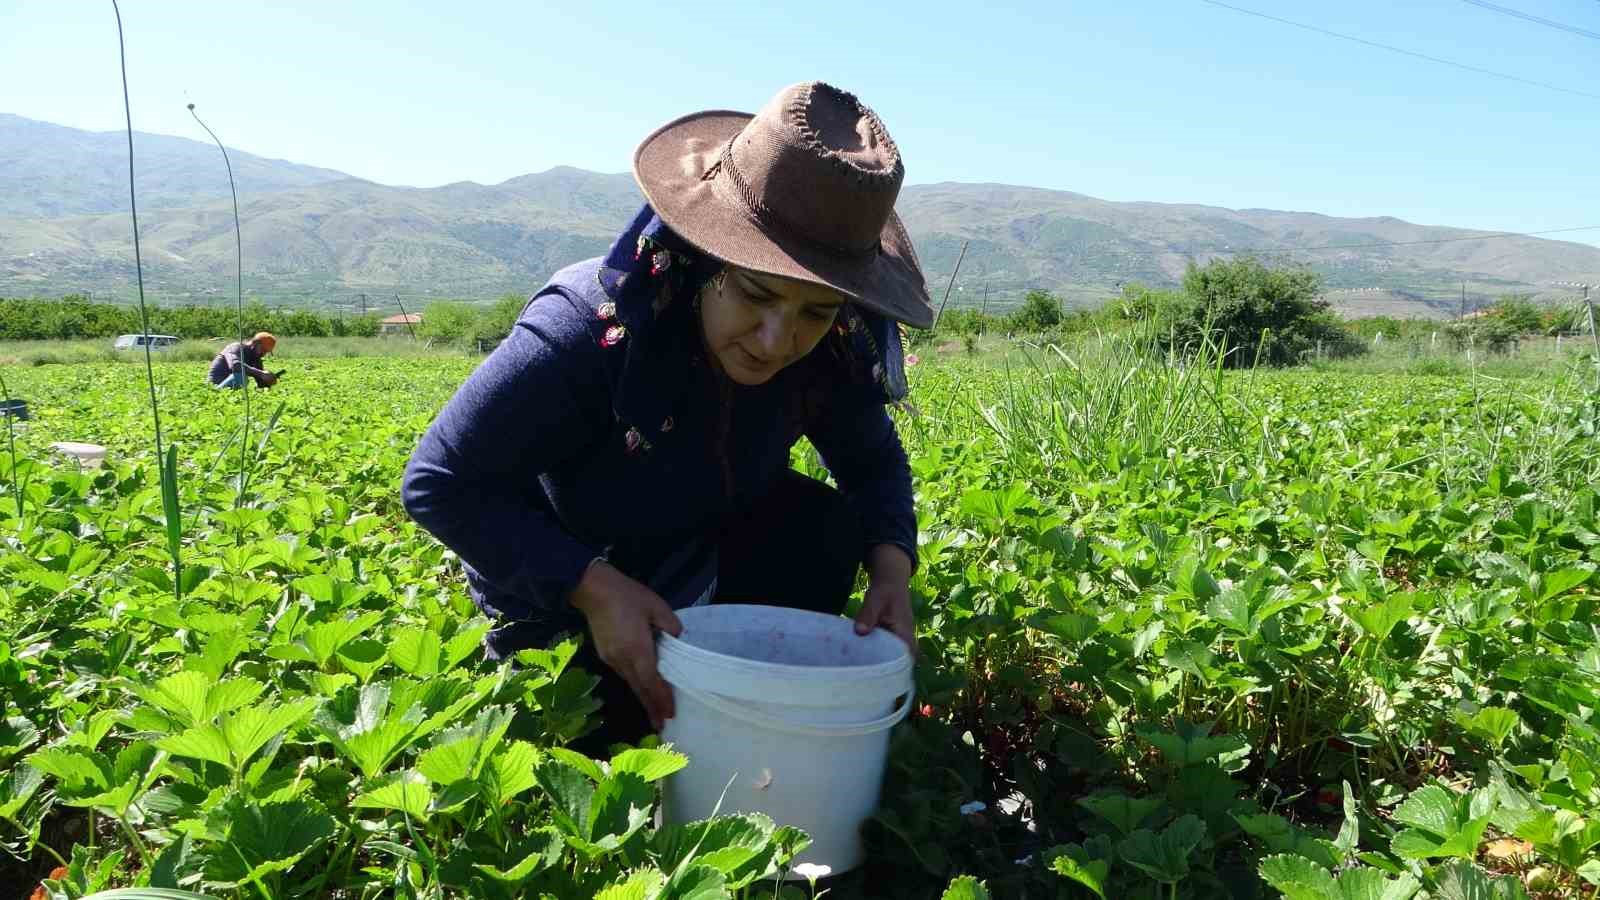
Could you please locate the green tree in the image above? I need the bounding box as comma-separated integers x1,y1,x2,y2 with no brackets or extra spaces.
344,313,381,338
0,295,359,340
1541,303,1581,336
1010,289,1063,333
1489,295,1542,334
418,301,479,343
471,294,528,349
1174,256,1360,367
935,308,995,337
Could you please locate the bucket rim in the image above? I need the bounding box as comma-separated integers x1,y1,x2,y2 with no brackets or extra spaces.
657,604,911,692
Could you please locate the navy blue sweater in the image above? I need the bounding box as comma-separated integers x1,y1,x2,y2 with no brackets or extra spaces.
401,259,916,633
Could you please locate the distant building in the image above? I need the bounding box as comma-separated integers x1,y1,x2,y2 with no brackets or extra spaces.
379,313,422,335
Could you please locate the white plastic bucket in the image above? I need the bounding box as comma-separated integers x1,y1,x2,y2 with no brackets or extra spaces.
49,442,107,470
657,604,913,876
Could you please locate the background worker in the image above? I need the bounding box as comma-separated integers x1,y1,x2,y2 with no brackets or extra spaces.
208,331,279,389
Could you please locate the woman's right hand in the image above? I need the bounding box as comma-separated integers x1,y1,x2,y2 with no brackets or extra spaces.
568,560,683,731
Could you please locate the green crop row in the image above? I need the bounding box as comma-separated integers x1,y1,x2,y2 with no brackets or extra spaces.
1,338,1597,899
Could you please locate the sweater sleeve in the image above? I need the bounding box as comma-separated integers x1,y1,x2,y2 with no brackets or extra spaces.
241,346,270,379
803,393,918,571
402,294,610,605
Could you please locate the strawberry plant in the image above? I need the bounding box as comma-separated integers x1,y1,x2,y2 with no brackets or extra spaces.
1,339,1597,897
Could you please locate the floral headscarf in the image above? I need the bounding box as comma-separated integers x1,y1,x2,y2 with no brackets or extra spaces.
592,205,912,451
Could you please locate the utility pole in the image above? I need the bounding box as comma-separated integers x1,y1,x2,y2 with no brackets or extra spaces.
394,293,418,342
1460,282,1466,319
359,292,367,316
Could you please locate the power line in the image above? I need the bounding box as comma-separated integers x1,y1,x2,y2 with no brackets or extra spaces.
1200,0,1600,101
1221,223,1600,254
1460,0,1600,43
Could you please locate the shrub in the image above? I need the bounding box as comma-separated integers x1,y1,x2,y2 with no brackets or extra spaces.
1541,303,1582,336
418,301,480,343
1489,295,1543,334
1009,289,1063,333
1166,257,1362,367
470,294,529,349
343,314,382,338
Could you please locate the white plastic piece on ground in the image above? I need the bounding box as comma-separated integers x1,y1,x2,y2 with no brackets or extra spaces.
49,442,107,469
656,604,913,877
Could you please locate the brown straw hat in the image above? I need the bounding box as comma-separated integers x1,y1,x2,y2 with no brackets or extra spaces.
633,82,934,328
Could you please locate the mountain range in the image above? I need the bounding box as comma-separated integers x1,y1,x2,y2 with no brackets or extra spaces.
3,113,1597,318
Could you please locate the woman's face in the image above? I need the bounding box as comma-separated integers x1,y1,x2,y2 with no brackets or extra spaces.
699,267,845,385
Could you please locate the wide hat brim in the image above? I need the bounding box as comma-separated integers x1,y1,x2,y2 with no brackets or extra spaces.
633,110,934,329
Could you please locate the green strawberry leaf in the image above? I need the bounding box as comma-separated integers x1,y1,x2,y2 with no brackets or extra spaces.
354,769,432,819
1334,867,1421,900
1050,844,1109,899
200,798,337,887
472,827,564,883
388,626,443,677
1118,814,1206,883
658,862,727,900
595,868,666,900
534,759,595,840
1077,792,1163,835
941,875,991,900
1259,853,1339,900
480,740,540,806
609,746,688,783
26,746,110,796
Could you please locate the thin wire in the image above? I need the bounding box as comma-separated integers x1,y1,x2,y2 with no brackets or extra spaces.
1224,224,1600,254
111,0,166,468
1201,0,1600,101
189,103,250,509
1460,0,1600,42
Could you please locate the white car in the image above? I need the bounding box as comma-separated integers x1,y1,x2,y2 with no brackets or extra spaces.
112,334,180,351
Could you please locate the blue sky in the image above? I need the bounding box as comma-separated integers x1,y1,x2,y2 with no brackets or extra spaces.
5,0,1599,245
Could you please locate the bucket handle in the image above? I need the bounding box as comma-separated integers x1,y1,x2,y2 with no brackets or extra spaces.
673,680,914,738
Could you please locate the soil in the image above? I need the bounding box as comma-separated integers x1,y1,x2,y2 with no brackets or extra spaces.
2,806,85,899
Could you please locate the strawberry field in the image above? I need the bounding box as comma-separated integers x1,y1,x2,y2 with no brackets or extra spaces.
1,344,1598,899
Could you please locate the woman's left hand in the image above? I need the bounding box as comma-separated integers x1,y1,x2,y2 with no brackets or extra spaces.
854,544,917,655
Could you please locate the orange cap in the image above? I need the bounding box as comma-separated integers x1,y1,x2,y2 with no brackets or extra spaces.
252,332,277,353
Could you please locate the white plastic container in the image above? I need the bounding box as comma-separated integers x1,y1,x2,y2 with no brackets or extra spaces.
49,442,107,470
656,604,913,876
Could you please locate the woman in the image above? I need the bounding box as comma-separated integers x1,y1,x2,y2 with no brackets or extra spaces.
402,82,933,754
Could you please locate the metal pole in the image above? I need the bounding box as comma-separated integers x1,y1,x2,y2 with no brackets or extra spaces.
393,293,418,342
932,240,969,330
1584,286,1598,369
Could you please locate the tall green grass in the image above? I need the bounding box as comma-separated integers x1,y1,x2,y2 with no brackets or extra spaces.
944,326,1251,478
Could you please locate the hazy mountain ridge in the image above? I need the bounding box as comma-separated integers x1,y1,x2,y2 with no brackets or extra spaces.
3,113,1597,316
0,113,352,218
